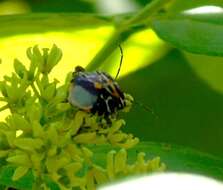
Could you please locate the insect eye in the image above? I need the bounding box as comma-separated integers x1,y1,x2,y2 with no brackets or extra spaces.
75,66,85,73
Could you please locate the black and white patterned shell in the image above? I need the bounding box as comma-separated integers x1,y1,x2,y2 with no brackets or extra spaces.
68,66,126,116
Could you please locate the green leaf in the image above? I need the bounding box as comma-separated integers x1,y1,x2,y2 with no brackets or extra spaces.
1,142,223,189
0,184,7,190
0,166,34,190
152,12,223,56
0,13,111,37
0,160,59,190
168,0,223,14
91,142,223,181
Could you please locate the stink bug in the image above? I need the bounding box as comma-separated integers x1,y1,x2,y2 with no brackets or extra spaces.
68,45,126,116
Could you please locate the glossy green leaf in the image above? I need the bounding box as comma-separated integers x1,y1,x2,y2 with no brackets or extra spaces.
118,49,223,159
0,166,60,190
168,0,223,14
1,142,223,189
152,11,223,56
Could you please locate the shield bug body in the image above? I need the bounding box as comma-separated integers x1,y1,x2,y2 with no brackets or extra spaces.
68,66,126,116
68,45,126,116
68,46,157,118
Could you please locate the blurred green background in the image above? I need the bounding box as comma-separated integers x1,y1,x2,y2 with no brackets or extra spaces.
1,0,223,159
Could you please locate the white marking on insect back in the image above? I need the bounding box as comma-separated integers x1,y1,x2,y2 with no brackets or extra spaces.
105,86,112,94
100,72,110,83
105,96,113,113
99,94,112,113
120,97,125,106
68,84,97,109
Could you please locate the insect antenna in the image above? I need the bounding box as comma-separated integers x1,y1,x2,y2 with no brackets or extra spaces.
133,99,159,119
114,45,158,118
115,44,123,80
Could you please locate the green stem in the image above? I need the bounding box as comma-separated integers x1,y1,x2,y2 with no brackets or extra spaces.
86,0,172,71
124,0,171,26
0,104,9,112
86,32,121,71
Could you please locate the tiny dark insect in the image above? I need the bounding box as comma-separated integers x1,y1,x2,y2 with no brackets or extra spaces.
68,45,126,116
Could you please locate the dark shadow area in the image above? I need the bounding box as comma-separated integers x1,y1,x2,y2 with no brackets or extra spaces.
119,49,223,158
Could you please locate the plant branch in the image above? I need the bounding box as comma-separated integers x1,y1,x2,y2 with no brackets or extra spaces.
124,0,171,26
31,83,41,99
0,97,6,101
86,0,172,71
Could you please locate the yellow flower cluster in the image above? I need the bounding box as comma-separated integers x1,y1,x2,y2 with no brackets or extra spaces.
0,109,165,190
71,110,139,149
0,45,165,190
84,150,166,190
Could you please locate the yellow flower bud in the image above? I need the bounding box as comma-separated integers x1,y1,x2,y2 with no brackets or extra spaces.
124,93,134,102
107,150,116,180
14,138,44,151
46,156,69,173
0,150,10,158
73,132,96,144
92,165,108,184
126,164,135,174
114,149,127,174
81,146,93,159
46,44,62,73
9,114,30,132
42,83,56,101
32,121,45,138
135,152,147,173
69,176,86,188
27,103,42,122
7,154,31,166
46,126,58,145
47,146,57,157
64,162,82,177
56,103,71,112
4,130,16,148
147,157,161,171
30,152,44,172
86,170,96,190
65,144,82,162
69,111,87,135
108,133,127,143
118,137,139,149
91,135,107,144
